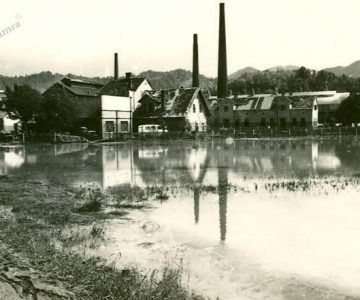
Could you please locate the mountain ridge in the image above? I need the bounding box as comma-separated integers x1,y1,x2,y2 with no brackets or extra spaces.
322,60,360,77
2,60,360,93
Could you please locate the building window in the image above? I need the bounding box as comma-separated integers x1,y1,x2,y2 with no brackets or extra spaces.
292,118,297,127
195,122,199,131
224,106,229,113
120,121,129,132
261,118,266,127
300,118,306,127
105,121,115,132
223,118,230,128
314,105,318,110
280,105,286,111
202,123,205,131
244,118,249,127
193,104,196,113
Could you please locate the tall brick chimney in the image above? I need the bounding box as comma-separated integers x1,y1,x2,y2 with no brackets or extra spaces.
192,34,199,88
217,3,228,98
125,72,132,90
114,53,119,80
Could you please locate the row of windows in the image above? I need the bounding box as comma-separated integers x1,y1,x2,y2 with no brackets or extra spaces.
219,118,311,128
105,120,129,132
192,104,203,113
192,122,206,132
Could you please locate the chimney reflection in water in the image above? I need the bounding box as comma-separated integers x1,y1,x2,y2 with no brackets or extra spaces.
218,165,228,242
194,186,200,224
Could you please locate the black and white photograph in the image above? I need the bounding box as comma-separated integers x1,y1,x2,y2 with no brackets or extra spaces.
2,0,360,299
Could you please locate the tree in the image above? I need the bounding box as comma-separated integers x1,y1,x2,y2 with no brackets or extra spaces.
336,93,360,125
5,84,42,133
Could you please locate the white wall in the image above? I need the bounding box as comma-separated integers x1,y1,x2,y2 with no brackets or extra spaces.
132,79,152,108
101,95,132,139
0,114,18,132
186,97,208,132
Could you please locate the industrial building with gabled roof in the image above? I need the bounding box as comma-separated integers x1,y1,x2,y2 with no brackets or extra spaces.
232,94,318,129
42,77,104,133
133,87,212,132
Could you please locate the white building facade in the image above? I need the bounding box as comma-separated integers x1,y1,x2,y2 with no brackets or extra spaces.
101,75,152,139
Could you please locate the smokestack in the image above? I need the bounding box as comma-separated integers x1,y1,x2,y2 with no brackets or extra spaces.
192,34,199,88
125,72,132,90
114,53,118,80
217,3,228,98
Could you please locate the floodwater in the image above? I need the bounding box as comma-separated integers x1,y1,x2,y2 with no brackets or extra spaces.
2,139,360,299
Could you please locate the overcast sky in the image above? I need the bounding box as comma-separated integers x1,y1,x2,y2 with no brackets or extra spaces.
1,0,360,77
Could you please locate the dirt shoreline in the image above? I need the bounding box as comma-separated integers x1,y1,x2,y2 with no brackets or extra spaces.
1,175,360,300
0,175,203,300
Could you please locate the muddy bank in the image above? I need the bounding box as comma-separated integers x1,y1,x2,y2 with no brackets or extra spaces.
1,175,360,300
0,175,202,300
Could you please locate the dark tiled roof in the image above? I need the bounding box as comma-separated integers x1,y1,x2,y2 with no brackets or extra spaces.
137,88,211,117
59,78,103,97
138,92,161,104
172,88,198,115
101,77,148,96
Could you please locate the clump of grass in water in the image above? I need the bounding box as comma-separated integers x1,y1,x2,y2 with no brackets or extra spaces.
90,223,105,239
74,187,105,213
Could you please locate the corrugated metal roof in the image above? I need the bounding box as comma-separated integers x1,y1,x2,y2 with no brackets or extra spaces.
234,96,275,110
261,96,275,109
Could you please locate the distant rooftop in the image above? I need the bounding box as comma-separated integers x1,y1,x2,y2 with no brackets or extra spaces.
138,87,211,117
58,77,104,97
234,95,316,110
101,77,149,96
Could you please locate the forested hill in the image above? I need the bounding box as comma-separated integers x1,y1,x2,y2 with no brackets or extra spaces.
228,67,360,95
3,65,360,95
138,69,215,89
0,71,112,93
0,69,215,93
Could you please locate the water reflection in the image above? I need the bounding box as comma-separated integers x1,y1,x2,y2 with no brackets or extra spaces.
3,140,360,298
2,140,357,185
2,139,360,244
218,166,228,241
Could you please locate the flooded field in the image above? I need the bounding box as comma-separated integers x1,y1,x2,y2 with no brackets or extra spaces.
2,139,360,299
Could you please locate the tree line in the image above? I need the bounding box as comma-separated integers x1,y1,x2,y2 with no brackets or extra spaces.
228,66,360,95
3,66,360,134
4,84,80,134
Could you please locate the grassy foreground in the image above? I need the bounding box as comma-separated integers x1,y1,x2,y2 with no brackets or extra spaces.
0,175,203,300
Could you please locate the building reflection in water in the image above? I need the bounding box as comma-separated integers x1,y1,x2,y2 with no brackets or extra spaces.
2,139,359,243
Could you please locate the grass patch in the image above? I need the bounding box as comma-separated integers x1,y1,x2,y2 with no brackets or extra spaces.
0,176,203,300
